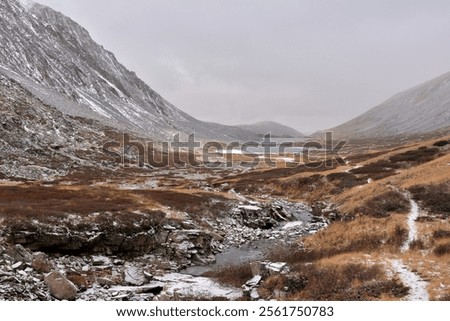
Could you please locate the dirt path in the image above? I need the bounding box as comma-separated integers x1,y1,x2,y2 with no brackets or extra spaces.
390,259,429,301
401,198,420,252
389,193,429,300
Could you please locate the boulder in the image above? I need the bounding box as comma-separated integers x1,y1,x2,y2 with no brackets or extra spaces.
124,266,146,286
44,271,78,300
31,252,53,273
266,262,289,275
245,275,262,287
6,244,33,263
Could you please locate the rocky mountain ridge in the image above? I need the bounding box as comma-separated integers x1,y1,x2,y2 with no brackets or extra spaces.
237,121,305,138
0,0,256,142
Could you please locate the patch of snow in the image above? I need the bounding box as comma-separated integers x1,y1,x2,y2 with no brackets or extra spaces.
18,0,35,10
279,157,295,162
282,221,304,230
223,149,243,155
155,273,241,300
238,205,262,211
118,180,158,190
266,262,289,274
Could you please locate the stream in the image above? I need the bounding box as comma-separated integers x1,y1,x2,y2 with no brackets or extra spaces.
182,205,324,276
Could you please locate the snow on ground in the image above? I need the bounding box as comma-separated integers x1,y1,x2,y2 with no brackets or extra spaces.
282,221,304,230
401,198,420,252
238,205,262,211
154,273,242,300
390,260,429,301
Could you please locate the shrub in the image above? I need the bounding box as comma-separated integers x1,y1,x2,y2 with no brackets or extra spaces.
434,243,450,256
387,225,409,248
203,263,253,288
409,239,426,250
359,191,410,217
433,140,450,147
349,161,398,180
326,172,366,194
389,147,440,164
409,183,450,217
433,230,450,239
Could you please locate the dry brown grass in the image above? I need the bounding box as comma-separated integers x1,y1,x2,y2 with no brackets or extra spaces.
267,222,407,266
436,293,450,301
0,183,232,221
302,215,407,255
0,185,138,218
257,262,408,301
391,251,450,300
249,135,450,300
203,263,253,288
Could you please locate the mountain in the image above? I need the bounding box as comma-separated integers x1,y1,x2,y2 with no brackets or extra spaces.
0,72,116,181
328,72,450,138
0,0,256,142
236,121,304,138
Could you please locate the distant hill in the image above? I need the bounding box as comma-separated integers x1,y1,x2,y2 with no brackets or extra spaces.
236,121,305,138
328,72,450,138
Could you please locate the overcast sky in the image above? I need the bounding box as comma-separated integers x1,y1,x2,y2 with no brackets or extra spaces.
36,0,450,133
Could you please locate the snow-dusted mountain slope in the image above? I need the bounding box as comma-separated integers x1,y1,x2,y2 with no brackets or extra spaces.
237,121,304,138
329,72,450,138
0,0,256,142
0,73,115,180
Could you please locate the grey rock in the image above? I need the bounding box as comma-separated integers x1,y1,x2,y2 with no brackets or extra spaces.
250,288,260,301
7,245,33,263
124,266,147,286
44,271,78,300
245,275,262,287
97,277,115,286
31,253,53,274
265,262,289,275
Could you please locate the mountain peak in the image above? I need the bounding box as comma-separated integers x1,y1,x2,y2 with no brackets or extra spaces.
0,0,257,142
328,72,450,138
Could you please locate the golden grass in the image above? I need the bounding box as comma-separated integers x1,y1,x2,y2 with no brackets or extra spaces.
304,214,407,254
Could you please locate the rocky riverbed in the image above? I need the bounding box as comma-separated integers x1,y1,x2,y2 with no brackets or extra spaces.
0,197,329,301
